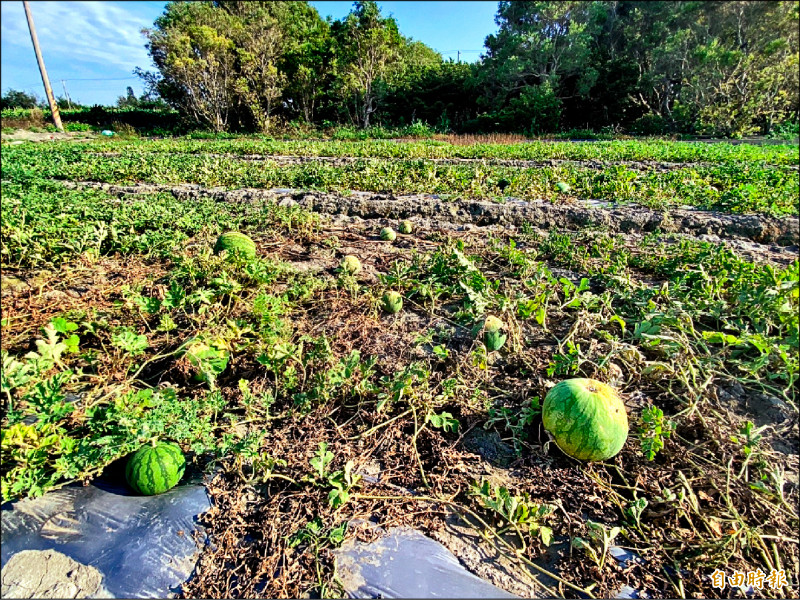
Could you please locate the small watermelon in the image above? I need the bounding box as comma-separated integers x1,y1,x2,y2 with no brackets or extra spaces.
125,441,186,495
398,220,413,235
380,227,397,242
382,291,403,314
555,181,571,194
214,231,256,259
483,316,507,351
340,255,362,275
542,378,628,462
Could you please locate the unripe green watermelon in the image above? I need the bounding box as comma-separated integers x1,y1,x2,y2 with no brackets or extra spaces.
398,220,413,235
483,316,506,351
542,378,628,462
125,441,186,495
214,232,256,259
555,181,571,194
380,227,397,241
382,291,403,314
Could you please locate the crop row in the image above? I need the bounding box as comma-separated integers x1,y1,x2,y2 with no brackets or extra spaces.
6,145,797,216
0,178,318,269
83,137,800,165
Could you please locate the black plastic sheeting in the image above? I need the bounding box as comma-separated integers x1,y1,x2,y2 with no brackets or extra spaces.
334,525,519,599
1,481,211,598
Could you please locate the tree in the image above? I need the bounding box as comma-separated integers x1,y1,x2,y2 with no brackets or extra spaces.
681,1,799,136
476,1,799,135
215,2,288,132
142,2,239,132
116,86,140,108
333,1,405,128
381,61,479,130
267,2,333,124
478,1,601,131
1,89,40,110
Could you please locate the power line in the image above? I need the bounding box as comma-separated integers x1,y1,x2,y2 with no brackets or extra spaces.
61,77,140,82
4,77,140,88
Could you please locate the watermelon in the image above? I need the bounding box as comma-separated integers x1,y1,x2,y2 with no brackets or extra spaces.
214,231,256,259
382,291,403,314
398,220,413,235
483,316,506,351
542,378,628,462
380,227,396,241
125,441,185,495
555,181,571,194
340,255,362,275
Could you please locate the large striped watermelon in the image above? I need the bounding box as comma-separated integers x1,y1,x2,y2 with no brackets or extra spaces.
125,441,186,495
214,231,257,259
542,378,628,462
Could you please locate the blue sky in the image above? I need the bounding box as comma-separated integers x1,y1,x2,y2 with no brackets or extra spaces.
1,1,498,107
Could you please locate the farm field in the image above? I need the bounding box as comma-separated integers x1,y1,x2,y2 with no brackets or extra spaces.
1,135,799,598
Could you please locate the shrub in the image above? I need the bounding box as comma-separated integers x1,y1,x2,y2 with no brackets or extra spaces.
630,113,669,136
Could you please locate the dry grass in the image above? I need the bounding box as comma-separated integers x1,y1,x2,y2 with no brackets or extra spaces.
434,133,531,145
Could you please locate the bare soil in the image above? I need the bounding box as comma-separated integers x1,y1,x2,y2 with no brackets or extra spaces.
64,180,800,247
1,549,113,599
1,128,96,143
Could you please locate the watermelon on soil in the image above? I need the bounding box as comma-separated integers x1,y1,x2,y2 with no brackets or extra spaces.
542,378,628,462
483,316,507,351
380,227,397,241
125,441,186,495
398,220,413,234
340,255,362,274
382,291,403,314
214,231,257,259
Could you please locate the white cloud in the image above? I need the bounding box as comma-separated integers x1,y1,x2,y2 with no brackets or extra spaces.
1,1,155,73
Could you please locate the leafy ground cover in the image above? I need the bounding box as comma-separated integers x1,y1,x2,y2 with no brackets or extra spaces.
4,142,799,216
1,137,798,598
69,136,800,164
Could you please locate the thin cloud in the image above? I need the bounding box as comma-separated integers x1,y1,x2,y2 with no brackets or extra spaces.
1,1,155,73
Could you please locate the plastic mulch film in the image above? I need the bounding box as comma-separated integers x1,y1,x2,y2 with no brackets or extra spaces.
1,481,211,598
333,525,519,599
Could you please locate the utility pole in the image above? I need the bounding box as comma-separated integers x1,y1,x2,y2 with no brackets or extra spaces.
23,0,63,131
457,50,461,63
61,80,72,109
